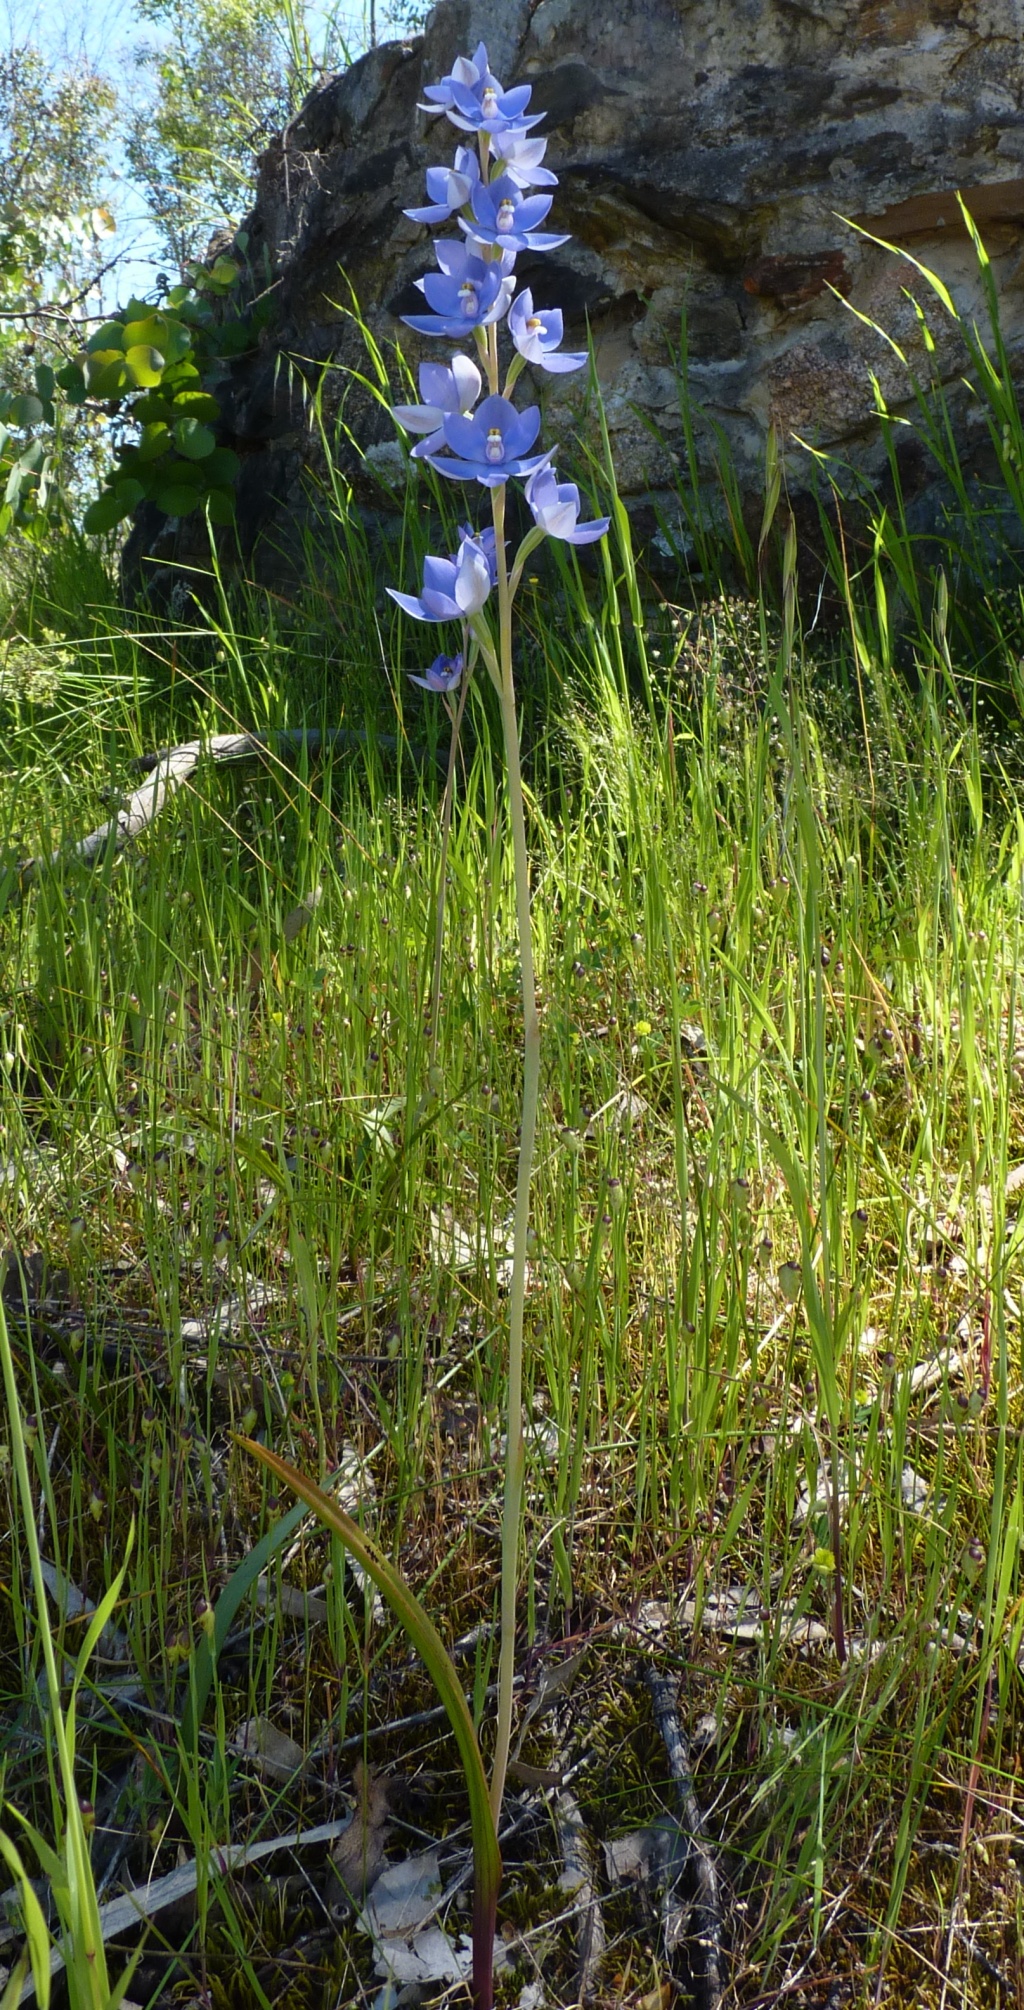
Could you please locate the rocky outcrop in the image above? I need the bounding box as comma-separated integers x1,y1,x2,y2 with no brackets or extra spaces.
125,0,1024,597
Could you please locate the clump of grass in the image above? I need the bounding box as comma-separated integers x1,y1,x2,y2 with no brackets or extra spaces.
1,313,1023,2006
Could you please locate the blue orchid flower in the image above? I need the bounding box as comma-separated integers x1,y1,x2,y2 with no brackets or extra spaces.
391,356,483,459
409,652,465,692
428,394,550,489
508,291,588,374
419,42,491,115
420,42,543,136
490,128,558,190
459,522,498,584
525,466,610,544
402,241,515,338
462,175,569,254
387,533,494,620
404,149,480,226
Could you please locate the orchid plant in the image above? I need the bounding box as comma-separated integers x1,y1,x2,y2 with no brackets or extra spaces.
390,39,608,1826
243,45,605,2007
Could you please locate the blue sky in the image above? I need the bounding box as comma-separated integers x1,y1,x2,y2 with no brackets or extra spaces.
6,0,398,300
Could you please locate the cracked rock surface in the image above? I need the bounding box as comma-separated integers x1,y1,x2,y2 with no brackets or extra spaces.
125,0,1024,598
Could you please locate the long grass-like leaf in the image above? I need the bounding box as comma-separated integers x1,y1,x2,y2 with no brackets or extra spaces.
236,1438,500,2010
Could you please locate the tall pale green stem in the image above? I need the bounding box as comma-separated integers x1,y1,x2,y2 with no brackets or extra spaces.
429,671,471,1064
487,479,541,1826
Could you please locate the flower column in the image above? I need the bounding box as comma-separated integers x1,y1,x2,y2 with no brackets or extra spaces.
388,41,608,1824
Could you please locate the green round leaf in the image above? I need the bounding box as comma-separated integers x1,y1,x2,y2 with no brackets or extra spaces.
83,488,135,534
203,447,240,485
205,488,236,525
55,362,86,403
154,484,202,517
122,314,162,349
159,456,204,486
174,416,216,460
172,390,220,421
114,477,145,511
162,361,201,390
33,363,55,401
210,257,240,288
4,464,29,507
124,315,191,366
84,351,130,399
130,393,174,424
7,394,43,426
215,321,250,359
86,320,126,354
137,423,171,464
126,344,165,389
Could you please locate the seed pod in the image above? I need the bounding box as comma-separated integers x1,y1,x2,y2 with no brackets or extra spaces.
778,1260,802,1305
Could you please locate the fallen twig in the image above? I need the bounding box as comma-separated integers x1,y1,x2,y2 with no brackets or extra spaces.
554,1787,605,2000
644,1666,725,2010
14,1814,357,2005
17,726,438,888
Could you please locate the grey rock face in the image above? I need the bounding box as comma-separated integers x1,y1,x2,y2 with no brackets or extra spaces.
126,0,1024,595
